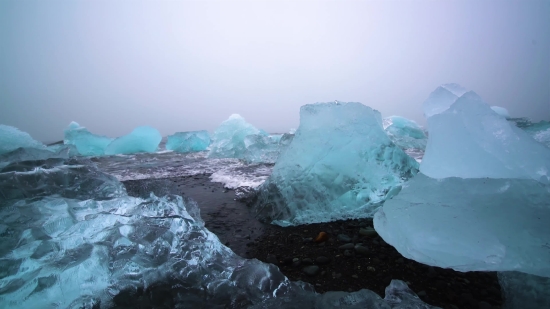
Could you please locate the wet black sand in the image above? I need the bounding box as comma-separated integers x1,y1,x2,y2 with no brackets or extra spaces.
123,175,503,309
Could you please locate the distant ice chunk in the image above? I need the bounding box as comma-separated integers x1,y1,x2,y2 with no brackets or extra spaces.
383,116,428,152
423,84,466,118
491,106,511,119
64,122,113,156
105,126,162,155
420,91,550,182
253,102,419,226
374,174,550,276
242,134,283,164
208,114,261,159
0,125,45,155
166,130,211,153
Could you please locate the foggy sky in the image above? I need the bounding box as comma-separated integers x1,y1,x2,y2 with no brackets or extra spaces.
1,0,549,142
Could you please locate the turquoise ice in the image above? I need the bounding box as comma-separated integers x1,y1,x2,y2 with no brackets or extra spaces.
166,130,211,153
383,116,427,152
208,114,261,159
104,126,162,155
64,122,113,156
0,124,45,155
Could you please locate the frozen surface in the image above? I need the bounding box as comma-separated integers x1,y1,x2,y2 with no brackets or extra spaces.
208,114,261,159
64,122,113,156
383,116,427,152
420,91,550,183
0,125,45,155
105,126,162,155
253,102,419,226
166,130,211,153
374,173,550,276
498,272,550,309
422,84,465,119
491,106,510,119
0,157,435,309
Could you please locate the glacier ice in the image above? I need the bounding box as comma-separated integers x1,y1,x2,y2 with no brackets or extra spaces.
64,122,114,156
166,130,211,153
422,83,466,119
374,173,550,275
208,114,261,159
242,133,292,164
0,157,435,309
253,102,419,226
104,126,162,155
0,125,46,155
491,106,511,119
0,145,76,170
420,91,550,183
383,116,427,152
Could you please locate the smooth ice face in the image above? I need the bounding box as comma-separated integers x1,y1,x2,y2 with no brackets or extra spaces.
383,116,427,151
253,102,419,226
422,84,464,119
166,130,211,153
64,122,113,156
420,91,550,183
374,174,550,276
491,106,510,119
0,125,45,155
208,114,261,159
105,126,162,155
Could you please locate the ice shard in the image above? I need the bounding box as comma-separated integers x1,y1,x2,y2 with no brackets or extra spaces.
420,91,550,183
208,114,261,159
0,125,46,155
104,126,162,155
422,83,466,119
253,102,419,226
383,116,427,152
166,130,211,153
64,122,113,156
491,106,511,119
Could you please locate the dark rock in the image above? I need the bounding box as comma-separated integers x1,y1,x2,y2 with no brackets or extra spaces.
417,290,427,297
303,265,319,276
315,256,330,265
359,227,377,237
338,243,354,250
266,254,278,265
354,244,369,255
302,258,313,265
337,234,352,243
343,250,353,257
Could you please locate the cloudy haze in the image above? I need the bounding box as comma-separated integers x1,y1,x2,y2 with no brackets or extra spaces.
1,0,549,142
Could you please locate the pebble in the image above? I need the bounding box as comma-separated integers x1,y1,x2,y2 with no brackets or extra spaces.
316,256,330,265
303,237,313,243
337,234,352,243
302,258,313,265
367,266,375,272
351,275,359,279
338,243,354,250
354,244,369,255
417,290,427,297
332,272,342,279
343,250,353,257
303,265,319,276
359,227,377,237
314,232,328,243
266,254,278,265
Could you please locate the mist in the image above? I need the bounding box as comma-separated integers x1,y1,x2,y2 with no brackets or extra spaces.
1,0,548,142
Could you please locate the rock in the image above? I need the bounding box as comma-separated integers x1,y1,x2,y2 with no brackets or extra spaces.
417,290,427,297
344,250,353,257
303,265,319,276
354,244,369,255
359,227,377,237
351,274,359,279
292,257,301,267
315,256,330,265
338,243,354,250
337,234,352,242
314,232,328,243
302,237,313,243
332,272,342,279
302,258,313,265
266,254,278,265
367,266,375,272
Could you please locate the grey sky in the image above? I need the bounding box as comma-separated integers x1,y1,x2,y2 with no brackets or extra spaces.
1,0,549,142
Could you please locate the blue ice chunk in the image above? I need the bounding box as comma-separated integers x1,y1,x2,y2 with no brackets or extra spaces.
0,125,45,155
423,83,466,119
166,130,211,153
491,106,510,119
253,102,419,226
208,114,261,159
242,134,281,164
383,116,427,151
104,126,162,155
420,91,550,182
64,122,113,156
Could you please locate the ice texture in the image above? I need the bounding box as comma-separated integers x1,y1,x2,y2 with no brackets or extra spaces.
420,91,550,183
242,133,292,164
422,83,466,119
0,125,45,155
104,126,162,155
0,146,76,170
166,130,211,153
253,102,419,226
383,116,427,151
519,120,550,148
374,173,550,275
0,157,435,309
208,114,261,159
64,122,114,156
498,272,550,309
491,106,511,119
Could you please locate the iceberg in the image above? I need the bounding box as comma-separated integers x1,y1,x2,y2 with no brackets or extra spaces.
208,114,261,159
491,106,511,119
420,91,550,183
242,133,290,164
0,125,45,155
383,116,427,152
0,157,435,309
64,122,113,156
166,130,211,153
104,126,162,155
422,83,466,119
253,102,419,226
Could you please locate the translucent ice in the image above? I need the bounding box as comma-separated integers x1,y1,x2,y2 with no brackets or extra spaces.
166,130,211,153
383,116,427,151
104,126,162,155
253,102,419,226
422,83,466,119
242,133,289,164
0,125,45,155
208,114,261,159
374,173,550,276
491,106,511,119
64,122,113,156
420,91,550,183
